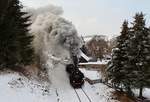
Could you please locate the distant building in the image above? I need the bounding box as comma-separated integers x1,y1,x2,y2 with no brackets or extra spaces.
79,50,91,63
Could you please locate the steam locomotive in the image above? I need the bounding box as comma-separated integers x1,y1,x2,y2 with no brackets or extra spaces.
66,64,84,88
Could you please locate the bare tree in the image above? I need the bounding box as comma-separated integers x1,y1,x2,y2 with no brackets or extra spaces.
86,35,109,60
107,36,117,54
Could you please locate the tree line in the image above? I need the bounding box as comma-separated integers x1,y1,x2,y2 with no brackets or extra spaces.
107,12,150,99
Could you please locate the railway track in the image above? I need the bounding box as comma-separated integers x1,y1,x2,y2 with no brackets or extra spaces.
74,88,92,102
81,88,92,102
74,89,82,102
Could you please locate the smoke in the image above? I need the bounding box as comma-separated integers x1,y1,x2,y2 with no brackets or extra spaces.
24,4,63,22
28,4,81,69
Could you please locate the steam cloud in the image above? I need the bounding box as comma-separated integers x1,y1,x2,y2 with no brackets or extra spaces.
27,4,81,69
24,4,63,22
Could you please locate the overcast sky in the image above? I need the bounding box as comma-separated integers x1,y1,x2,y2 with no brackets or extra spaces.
20,0,150,38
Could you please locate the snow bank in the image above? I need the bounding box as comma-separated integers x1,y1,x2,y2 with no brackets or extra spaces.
0,72,53,102
79,60,109,65
133,88,150,99
143,88,150,99
79,68,100,80
86,83,118,102
0,72,118,102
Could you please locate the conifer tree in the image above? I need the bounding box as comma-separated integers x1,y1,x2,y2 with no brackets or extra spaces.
127,12,150,98
0,0,19,68
0,0,9,14
107,20,130,92
0,0,34,68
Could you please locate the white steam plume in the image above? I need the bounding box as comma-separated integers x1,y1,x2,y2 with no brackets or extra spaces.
24,4,63,22
29,5,81,74
29,4,81,86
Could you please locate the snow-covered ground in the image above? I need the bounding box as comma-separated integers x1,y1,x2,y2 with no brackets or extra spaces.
79,68,101,80
0,71,118,102
143,89,150,99
133,88,150,100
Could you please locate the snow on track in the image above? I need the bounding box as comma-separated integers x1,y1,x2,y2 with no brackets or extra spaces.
74,88,91,102
54,88,80,102
81,88,92,102
82,82,102,102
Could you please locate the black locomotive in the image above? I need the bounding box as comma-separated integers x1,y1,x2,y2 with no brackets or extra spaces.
66,64,75,74
69,69,84,88
66,64,84,88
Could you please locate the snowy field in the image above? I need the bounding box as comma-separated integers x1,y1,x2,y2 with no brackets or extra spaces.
0,71,118,102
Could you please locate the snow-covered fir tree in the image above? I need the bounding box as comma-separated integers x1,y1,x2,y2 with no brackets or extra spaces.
126,12,150,98
107,20,130,92
0,0,34,68
108,13,150,98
